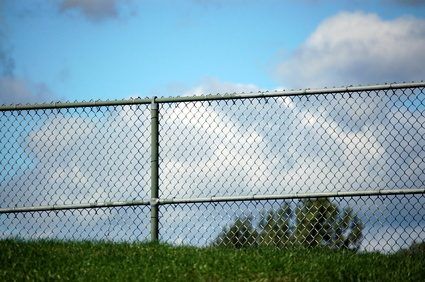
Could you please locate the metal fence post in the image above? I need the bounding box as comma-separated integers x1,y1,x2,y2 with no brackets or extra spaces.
150,98,159,242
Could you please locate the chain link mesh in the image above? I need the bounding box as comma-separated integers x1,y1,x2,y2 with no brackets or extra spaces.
0,104,151,208
0,206,150,242
159,195,425,253
159,88,425,198
158,86,424,253
0,104,151,242
1,84,424,253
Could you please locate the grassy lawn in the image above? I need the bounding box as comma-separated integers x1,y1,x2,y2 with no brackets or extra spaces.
0,239,424,281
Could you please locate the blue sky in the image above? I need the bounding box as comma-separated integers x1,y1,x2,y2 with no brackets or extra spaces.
1,0,425,103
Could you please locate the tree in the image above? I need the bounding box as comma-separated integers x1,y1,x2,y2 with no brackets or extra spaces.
397,241,425,255
213,216,258,248
213,198,363,251
258,203,292,248
295,198,363,250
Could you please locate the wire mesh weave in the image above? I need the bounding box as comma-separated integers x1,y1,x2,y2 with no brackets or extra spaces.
1,84,424,253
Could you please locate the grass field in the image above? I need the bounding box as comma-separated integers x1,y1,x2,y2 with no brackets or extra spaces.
0,239,424,281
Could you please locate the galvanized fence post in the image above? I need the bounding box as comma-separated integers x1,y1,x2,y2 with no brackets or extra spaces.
150,98,159,242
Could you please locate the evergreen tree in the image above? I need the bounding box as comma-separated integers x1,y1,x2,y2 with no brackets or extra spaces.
258,204,292,248
295,199,363,250
213,216,258,248
213,198,363,251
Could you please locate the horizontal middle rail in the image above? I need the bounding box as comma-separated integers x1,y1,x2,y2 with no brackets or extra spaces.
1,188,423,214
0,199,150,214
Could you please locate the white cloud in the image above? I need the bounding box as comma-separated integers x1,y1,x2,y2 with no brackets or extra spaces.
3,80,419,200
276,12,425,88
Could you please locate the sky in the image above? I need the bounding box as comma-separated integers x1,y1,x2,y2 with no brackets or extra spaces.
0,0,425,104
0,0,425,252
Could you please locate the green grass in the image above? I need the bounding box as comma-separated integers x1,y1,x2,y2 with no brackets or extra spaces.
0,240,424,281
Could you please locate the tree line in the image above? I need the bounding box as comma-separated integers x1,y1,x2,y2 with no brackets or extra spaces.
213,198,363,251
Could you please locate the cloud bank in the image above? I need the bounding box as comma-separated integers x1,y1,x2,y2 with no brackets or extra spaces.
276,12,425,88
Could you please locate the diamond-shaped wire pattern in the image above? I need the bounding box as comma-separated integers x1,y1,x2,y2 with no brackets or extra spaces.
159,195,425,253
0,84,424,253
0,206,150,242
157,86,424,253
159,88,425,199
0,104,151,208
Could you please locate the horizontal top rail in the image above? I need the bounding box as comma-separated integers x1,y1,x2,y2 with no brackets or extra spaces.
1,188,423,214
0,81,424,112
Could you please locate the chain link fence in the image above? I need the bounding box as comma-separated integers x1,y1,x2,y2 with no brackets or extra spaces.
1,82,424,253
